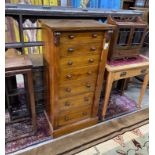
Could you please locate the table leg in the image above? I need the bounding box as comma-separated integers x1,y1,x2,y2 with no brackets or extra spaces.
137,73,149,108
27,70,37,131
120,78,130,95
102,72,113,119
117,78,130,95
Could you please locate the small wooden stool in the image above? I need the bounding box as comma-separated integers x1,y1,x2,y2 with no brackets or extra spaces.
102,55,149,119
5,49,37,131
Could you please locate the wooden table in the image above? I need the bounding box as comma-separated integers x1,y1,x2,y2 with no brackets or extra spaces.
5,49,37,131
102,55,149,118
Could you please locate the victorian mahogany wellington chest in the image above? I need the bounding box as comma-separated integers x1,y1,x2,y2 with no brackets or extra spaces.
107,16,147,60
41,19,113,137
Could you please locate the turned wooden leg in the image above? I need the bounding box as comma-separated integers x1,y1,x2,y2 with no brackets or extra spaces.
137,73,149,109
102,72,113,119
27,70,37,131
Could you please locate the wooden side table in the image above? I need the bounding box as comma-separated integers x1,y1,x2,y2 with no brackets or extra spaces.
102,55,149,119
5,49,37,131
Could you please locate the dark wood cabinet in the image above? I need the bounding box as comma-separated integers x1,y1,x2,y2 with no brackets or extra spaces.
107,16,147,60
41,19,113,137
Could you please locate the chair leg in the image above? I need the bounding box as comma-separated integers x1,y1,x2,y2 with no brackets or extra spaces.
27,70,37,131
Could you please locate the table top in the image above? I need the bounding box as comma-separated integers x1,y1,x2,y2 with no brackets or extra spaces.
40,19,114,31
5,49,32,71
106,55,149,72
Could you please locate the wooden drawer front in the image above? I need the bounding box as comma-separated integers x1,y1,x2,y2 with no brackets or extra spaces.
58,105,92,127
60,32,103,44
58,92,94,112
60,55,100,69
59,65,98,84
60,43,102,57
114,67,149,80
113,49,140,58
59,79,96,98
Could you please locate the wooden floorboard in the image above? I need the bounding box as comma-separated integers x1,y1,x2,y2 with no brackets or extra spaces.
14,108,149,155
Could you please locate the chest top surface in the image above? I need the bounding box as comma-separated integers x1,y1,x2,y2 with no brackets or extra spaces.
40,19,114,31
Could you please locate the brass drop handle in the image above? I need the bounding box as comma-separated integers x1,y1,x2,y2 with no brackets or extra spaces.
66,74,72,79
84,96,89,101
92,33,98,38
68,35,75,39
64,116,69,121
82,112,87,116
68,48,74,52
87,71,92,75
120,72,127,77
65,87,71,92
141,68,147,74
67,60,73,65
88,58,94,63
64,101,70,106
90,47,96,51
86,83,91,88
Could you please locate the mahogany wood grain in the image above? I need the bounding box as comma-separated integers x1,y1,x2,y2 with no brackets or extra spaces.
42,26,60,128
53,117,98,137
59,42,102,57
42,19,113,137
58,79,96,99
58,105,92,127
59,54,100,69
58,92,94,112
92,30,113,116
60,31,103,44
59,65,98,84
27,70,37,131
40,19,113,31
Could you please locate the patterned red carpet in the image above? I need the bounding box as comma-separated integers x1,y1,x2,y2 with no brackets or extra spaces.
104,92,137,119
5,113,52,154
5,92,138,154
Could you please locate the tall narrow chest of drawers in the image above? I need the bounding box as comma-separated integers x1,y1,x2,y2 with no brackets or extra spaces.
41,19,113,137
